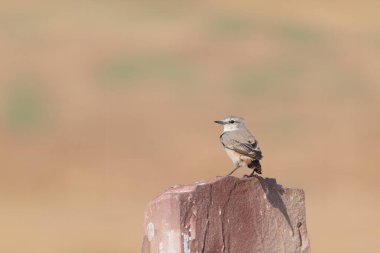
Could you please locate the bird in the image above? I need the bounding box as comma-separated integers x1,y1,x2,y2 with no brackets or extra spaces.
214,116,263,177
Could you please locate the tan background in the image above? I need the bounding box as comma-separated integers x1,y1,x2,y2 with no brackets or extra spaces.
1,1,380,252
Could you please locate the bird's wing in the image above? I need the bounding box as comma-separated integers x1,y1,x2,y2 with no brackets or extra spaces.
220,130,262,160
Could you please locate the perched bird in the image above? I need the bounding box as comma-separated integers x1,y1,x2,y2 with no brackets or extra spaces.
214,116,263,177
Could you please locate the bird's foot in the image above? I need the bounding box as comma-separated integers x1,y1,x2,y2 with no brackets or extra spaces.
243,171,256,178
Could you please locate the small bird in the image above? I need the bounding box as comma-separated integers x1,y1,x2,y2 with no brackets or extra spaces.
214,116,263,177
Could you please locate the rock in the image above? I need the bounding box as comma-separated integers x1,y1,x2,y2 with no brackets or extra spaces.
141,176,310,253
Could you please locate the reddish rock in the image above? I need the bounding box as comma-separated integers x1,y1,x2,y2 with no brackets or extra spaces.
142,176,310,253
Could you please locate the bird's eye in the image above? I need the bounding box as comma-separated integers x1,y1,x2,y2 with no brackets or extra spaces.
229,120,235,124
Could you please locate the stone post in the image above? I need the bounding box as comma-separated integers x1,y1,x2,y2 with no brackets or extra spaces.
142,176,310,253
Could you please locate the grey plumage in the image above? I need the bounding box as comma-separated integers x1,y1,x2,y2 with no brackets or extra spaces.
220,130,262,160
214,116,263,176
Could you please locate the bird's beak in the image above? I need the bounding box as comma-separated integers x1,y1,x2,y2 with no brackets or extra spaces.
214,120,225,125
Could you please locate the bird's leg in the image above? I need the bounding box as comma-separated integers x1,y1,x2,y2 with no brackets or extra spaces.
244,170,255,178
226,165,241,176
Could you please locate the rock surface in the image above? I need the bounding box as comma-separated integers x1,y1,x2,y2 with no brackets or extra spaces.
141,176,310,253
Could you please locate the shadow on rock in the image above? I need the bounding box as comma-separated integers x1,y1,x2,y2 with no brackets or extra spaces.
254,175,293,232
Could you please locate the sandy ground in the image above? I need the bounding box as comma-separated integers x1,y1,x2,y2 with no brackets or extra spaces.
1,1,380,252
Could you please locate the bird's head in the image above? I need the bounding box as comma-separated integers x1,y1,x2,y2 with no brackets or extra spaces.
214,116,246,131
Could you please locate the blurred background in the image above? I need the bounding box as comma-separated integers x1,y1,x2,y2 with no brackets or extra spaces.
1,1,380,252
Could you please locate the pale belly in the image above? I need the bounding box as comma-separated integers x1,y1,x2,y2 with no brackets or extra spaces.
224,148,252,167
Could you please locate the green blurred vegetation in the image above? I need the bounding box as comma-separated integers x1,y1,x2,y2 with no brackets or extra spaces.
96,54,196,90
5,77,49,131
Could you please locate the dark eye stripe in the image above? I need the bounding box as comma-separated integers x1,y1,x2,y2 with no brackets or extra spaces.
229,120,235,123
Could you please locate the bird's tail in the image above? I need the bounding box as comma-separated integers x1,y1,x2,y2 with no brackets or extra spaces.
248,160,262,174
